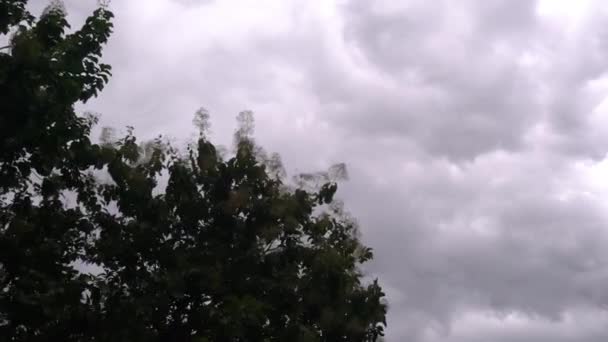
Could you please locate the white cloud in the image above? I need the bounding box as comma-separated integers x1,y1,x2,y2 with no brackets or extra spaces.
30,0,608,340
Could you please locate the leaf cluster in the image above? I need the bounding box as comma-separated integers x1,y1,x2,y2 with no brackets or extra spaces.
0,2,387,341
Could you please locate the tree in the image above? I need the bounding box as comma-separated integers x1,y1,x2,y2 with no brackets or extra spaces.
0,1,387,341
0,1,113,340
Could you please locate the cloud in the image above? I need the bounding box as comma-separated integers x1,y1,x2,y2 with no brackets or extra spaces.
340,148,608,340
27,0,608,341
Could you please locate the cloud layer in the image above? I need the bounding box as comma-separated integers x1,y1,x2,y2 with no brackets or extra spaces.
28,0,608,340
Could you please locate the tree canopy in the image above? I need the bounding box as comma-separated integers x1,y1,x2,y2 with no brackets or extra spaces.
0,1,387,341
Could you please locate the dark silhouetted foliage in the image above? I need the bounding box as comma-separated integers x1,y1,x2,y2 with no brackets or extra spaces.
0,1,387,341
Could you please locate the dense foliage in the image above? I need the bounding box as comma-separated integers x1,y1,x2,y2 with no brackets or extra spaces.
0,1,387,341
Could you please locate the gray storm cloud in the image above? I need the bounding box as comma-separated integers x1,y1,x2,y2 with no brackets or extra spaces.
28,0,608,341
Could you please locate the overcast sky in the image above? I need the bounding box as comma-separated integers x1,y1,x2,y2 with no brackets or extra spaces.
28,0,608,341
